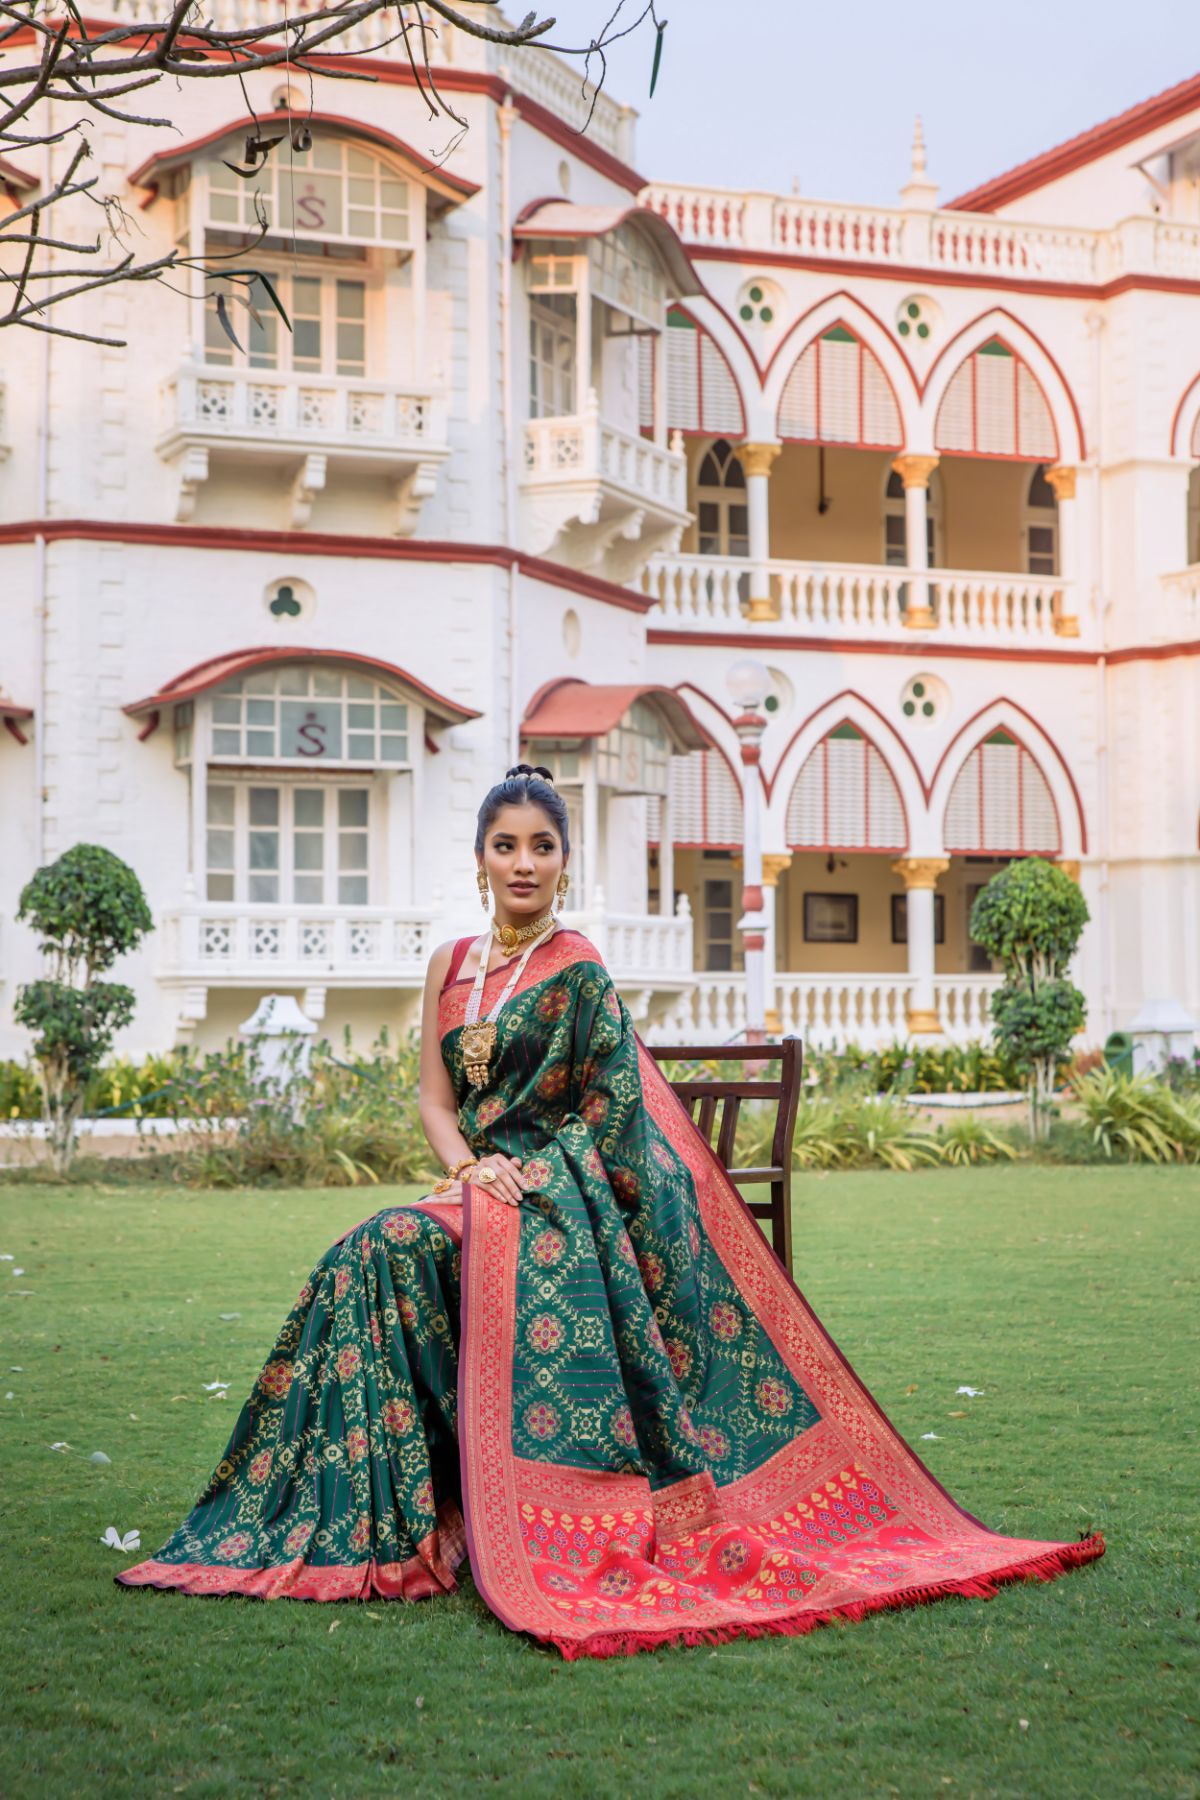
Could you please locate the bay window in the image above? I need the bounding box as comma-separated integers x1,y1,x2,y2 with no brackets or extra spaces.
206,781,371,905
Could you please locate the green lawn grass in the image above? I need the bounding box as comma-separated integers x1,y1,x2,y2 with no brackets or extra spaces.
1,1168,1195,1799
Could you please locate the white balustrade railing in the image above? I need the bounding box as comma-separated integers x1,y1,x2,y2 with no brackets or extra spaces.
161,365,443,454
562,896,693,981
523,403,688,515
161,904,438,981
641,183,1200,285
654,972,1001,1049
642,554,1073,645
105,0,629,144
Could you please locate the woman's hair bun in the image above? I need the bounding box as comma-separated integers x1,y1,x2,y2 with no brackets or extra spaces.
504,762,555,784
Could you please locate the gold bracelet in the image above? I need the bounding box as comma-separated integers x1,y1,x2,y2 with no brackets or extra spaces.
445,1155,478,1181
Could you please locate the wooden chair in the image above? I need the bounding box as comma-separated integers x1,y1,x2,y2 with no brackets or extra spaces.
646,1038,803,1274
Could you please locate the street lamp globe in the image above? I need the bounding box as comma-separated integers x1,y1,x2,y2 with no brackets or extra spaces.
726,657,771,712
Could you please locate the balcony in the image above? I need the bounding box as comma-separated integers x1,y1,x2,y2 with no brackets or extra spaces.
156,364,449,529
654,972,1001,1049
159,902,439,1024
520,392,690,584
642,555,1080,647
562,894,694,1024
641,185,1200,286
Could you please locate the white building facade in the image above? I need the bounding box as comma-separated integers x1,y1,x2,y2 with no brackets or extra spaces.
1,16,1198,1054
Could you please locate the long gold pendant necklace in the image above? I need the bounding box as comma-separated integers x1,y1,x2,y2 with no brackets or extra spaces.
461,923,556,1090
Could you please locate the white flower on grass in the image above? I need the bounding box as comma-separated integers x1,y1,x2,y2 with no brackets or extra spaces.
11,1268,24,1277
956,1386,985,1397
218,1313,241,1321
920,1432,940,1441
89,1451,112,1465
49,1442,71,1452
202,1381,230,1392
100,1526,141,1553
0,1253,12,1260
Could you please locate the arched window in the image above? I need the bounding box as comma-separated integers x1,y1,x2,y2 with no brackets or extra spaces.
1024,464,1058,575
935,337,1058,460
944,728,1060,854
777,324,902,447
786,723,907,852
647,748,743,847
205,138,413,248
639,309,746,437
696,439,748,558
1187,466,1200,565
883,465,941,568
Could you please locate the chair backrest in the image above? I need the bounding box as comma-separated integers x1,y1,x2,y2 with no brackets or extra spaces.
646,1038,802,1272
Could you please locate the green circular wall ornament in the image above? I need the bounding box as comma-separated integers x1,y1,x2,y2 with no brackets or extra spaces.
900,671,948,726
270,584,302,618
896,293,939,345
739,279,779,328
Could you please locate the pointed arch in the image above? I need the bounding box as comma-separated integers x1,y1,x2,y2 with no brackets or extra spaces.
765,293,916,447
923,310,1084,463
1168,368,1200,458
785,720,908,852
929,699,1086,857
765,691,924,854
776,320,903,449
639,305,747,437
648,683,750,849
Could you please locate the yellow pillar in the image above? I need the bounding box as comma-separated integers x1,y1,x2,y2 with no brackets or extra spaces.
890,453,940,629
761,852,792,1034
737,441,782,622
1044,465,1080,637
891,856,949,1033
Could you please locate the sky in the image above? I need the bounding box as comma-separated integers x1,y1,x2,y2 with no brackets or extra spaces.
537,0,1200,205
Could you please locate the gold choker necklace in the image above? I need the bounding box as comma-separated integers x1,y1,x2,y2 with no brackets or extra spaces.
491,910,555,957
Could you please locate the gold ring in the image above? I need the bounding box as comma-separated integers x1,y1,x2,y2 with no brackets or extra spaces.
474,1166,498,1185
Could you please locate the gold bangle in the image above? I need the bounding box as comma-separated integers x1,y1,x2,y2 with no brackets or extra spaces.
445,1156,478,1181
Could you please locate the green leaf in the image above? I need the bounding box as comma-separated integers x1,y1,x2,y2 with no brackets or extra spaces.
649,19,666,97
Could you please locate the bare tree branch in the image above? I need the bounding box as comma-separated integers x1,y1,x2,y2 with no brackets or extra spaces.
0,0,660,339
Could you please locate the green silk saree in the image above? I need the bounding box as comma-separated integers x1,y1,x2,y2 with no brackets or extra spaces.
118,929,1104,1658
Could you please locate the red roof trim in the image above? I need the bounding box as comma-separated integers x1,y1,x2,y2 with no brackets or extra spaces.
0,155,37,194
128,110,480,203
947,72,1200,214
0,520,656,616
124,646,481,724
0,697,34,720
520,677,714,752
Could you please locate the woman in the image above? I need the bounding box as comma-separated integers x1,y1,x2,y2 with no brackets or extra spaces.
118,766,1104,1658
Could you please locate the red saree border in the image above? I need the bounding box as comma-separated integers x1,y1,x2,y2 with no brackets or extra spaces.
454,978,1103,1659
437,929,591,1035
115,1501,467,1602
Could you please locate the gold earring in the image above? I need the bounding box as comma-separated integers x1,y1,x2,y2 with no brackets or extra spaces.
555,870,570,913
476,868,490,912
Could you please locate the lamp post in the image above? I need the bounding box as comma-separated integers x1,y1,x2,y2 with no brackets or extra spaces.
726,657,771,1043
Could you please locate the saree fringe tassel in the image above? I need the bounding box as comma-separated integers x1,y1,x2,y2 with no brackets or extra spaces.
119,932,1108,1660
545,1534,1108,1662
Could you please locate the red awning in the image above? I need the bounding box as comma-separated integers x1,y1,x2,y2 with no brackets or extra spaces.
513,199,702,299
520,678,711,753
1,695,33,744
125,647,480,727
0,156,37,195
129,113,480,215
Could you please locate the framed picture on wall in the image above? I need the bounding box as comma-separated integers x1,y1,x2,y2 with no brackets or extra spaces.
891,894,945,944
803,892,858,943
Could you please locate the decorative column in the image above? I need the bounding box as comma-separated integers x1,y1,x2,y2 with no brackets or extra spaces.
891,856,949,1034
891,453,939,628
657,784,675,916
727,659,772,1042
737,442,782,623
1045,465,1079,637
761,852,792,1035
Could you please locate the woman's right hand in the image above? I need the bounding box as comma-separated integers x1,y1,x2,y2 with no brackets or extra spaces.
468,1152,529,1208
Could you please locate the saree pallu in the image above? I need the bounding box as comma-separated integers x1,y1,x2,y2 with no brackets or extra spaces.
118,930,1104,1657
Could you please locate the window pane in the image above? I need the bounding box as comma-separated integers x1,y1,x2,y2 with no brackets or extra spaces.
347,703,375,727
248,787,279,826
249,832,279,871
207,872,234,902
246,729,276,757
212,697,242,725
339,789,369,827
338,833,368,871
337,280,365,319
294,875,324,904
346,676,374,699
294,833,324,872
380,735,407,762
338,875,369,905
294,789,324,826
206,829,234,868
206,785,235,825
212,728,242,756
347,734,374,760
249,873,280,902
379,702,407,729
279,667,309,695
312,670,341,697
246,698,274,726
